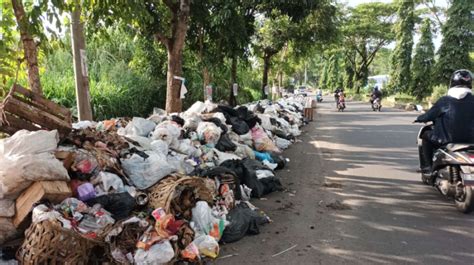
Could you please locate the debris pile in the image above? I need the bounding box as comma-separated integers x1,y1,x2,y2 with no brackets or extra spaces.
0,97,308,264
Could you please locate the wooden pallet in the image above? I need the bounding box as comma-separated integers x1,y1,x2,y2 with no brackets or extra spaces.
0,84,72,137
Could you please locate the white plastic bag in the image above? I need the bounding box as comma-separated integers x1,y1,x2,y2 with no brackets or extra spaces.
1,130,58,156
193,235,220,259
275,137,292,150
197,122,222,147
191,201,222,237
92,172,125,194
134,240,175,265
122,152,176,189
121,117,156,137
0,130,69,199
151,121,181,148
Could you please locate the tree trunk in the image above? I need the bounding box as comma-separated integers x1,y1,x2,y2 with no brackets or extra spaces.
70,1,93,121
262,53,271,99
229,56,237,106
11,0,42,94
166,50,184,113
157,0,190,113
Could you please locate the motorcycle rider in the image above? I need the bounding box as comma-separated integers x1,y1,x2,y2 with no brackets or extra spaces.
334,87,343,107
370,86,383,105
415,69,474,172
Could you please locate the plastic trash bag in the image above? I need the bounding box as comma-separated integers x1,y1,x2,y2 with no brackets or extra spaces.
93,172,125,194
193,235,219,259
197,122,222,147
234,144,255,159
185,101,207,114
173,139,201,157
220,203,269,243
150,140,169,156
275,137,292,150
134,240,175,265
86,192,136,220
151,121,181,148
191,201,226,240
122,152,176,189
251,125,280,153
257,114,273,131
229,117,250,135
215,134,237,152
0,130,69,199
120,117,156,137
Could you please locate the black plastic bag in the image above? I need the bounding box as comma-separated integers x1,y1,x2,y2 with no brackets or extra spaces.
220,203,269,243
215,134,237,152
86,192,136,220
229,117,249,135
221,159,282,198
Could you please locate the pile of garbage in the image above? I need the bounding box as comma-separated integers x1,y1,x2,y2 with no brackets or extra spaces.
0,97,306,264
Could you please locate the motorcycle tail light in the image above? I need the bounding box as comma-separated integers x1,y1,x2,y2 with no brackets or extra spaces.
469,154,474,162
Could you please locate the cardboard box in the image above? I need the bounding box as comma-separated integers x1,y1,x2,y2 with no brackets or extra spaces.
13,181,71,228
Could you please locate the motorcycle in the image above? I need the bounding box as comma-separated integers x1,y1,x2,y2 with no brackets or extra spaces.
372,98,382,111
317,94,323,103
337,93,346,112
417,124,474,213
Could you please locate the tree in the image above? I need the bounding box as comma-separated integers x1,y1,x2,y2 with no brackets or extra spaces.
411,19,435,101
342,3,396,93
326,52,344,90
435,0,474,85
87,0,192,113
8,0,69,94
11,0,42,94
187,0,255,106
253,13,292,99
389,0,415,93
254,0,338,98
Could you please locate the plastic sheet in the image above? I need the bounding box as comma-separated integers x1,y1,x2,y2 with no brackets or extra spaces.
134,240,175,264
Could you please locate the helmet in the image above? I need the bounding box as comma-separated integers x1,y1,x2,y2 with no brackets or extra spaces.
450,69,473,89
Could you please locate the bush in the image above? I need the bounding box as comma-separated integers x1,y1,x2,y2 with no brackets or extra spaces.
429,84,448,103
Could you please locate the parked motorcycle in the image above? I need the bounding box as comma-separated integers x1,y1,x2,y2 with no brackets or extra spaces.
417,124,474,213
372,98,382,111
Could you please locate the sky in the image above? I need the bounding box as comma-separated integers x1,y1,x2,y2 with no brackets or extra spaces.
342,0,449,50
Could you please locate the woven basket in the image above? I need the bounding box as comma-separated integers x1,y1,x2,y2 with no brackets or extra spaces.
16,220,103,265
147,175,216,215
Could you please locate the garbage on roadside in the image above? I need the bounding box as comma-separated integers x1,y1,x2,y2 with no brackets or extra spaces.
0,96,308,264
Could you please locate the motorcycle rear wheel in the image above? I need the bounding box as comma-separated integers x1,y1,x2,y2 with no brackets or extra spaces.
455,186,474,213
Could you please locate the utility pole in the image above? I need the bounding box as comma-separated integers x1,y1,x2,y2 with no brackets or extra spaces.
70,0,92,121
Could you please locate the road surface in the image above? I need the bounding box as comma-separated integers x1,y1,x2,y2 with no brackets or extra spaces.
218,98,474,265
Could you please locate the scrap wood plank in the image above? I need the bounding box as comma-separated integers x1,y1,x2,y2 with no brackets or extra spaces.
0,84,72,137
13,181,71,229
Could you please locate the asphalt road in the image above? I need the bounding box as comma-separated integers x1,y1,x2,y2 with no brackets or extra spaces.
217,98,474,265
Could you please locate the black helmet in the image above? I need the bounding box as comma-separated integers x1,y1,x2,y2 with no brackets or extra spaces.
450,69,473,89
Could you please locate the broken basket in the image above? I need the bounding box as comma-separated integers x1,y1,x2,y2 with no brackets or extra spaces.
16,220,103,265
147,175,216,216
